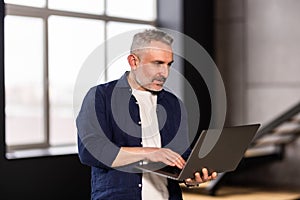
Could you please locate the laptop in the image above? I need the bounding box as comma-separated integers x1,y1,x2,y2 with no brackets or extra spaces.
135,124,260,181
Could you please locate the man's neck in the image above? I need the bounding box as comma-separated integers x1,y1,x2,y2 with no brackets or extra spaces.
127,71,144,91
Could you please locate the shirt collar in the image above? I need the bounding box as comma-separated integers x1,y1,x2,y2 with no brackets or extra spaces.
115,71,131,88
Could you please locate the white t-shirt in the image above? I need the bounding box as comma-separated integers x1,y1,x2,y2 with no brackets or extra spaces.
132,89,169,200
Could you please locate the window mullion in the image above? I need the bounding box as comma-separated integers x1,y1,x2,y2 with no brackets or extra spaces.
44,16,50,147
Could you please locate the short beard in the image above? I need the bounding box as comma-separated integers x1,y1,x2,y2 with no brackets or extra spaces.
135,77,163,93
152,76,166,83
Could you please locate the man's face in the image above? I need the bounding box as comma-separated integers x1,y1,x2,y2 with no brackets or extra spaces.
132,41,173,92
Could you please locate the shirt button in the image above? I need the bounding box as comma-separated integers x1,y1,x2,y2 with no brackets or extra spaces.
138,121,141,125
138,184,142,188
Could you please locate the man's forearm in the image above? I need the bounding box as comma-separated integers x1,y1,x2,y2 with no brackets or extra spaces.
111,147,157,167
111,147,185,169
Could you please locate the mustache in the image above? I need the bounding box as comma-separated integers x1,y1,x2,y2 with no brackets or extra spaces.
152,76,167,83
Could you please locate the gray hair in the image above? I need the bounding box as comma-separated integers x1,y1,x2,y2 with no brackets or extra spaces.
130,29,173,54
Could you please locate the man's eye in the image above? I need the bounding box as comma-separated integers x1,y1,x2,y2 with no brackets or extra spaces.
152,61,162,66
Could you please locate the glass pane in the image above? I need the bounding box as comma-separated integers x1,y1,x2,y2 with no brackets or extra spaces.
5,16,45,146
105,22,154,82
4,0,46,7
107,0,156,21
48,0,104,15
48,16,104,146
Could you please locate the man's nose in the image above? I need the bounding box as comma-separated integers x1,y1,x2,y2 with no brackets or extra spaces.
158,64,169,77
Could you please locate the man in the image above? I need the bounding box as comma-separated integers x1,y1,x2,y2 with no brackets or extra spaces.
76,29,217,200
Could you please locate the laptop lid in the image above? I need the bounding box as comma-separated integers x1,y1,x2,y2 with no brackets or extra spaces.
135,124,260,181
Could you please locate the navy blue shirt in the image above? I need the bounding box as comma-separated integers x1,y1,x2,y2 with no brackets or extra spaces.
77,72,191,200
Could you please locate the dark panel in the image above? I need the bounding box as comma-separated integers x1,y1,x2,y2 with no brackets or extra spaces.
0,155,91,200
183,0,215,57
183,1,215,145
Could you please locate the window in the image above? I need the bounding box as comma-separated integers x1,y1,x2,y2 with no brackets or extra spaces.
5,16,44,146
4,0,156,158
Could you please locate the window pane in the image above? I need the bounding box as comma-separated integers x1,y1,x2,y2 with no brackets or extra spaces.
48,16,104,146
107,0,156,21
4,0,46,7
5,16,45,146
105,22,154,82
48,0,104,15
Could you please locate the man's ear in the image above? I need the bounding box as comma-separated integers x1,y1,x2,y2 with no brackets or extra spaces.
127,54,138,70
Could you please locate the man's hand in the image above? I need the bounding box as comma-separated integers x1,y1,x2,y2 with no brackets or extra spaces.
184,168,217,187
145,148,186,169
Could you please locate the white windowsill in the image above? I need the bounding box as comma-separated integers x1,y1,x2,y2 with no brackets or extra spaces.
6,145,78,159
